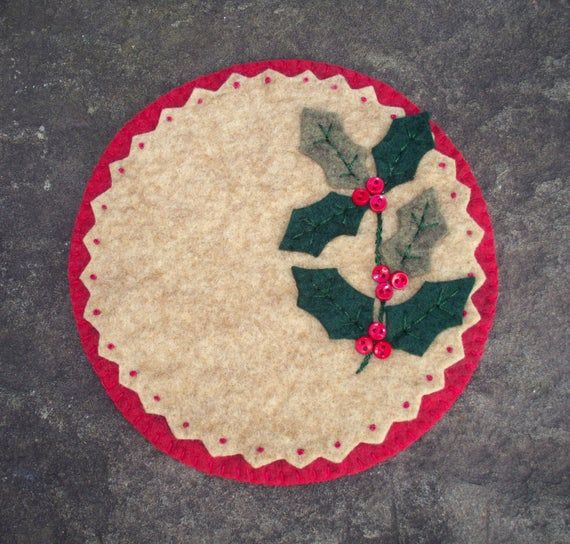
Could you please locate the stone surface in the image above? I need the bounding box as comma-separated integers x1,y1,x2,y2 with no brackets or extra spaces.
0,1,568,542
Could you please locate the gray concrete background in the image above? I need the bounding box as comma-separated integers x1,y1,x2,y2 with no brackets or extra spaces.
1,1,568,542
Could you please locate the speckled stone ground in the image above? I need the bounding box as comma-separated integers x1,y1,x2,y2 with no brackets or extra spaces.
1,1,568,543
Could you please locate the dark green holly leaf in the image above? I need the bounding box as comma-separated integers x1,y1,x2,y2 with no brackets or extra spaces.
385,277,475,356
279,192,367,257
372,112,434,192
300,108,369,189
381,188,448,277
291,267,374,340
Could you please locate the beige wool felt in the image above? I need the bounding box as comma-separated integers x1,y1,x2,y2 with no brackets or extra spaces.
82,70,484,468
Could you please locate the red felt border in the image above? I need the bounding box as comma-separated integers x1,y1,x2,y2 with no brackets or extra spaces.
68,60,498,486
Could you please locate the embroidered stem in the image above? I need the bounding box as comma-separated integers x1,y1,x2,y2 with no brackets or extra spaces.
356,353,372,374
379,301,386,322
375,212,383,265
375,213,387,323
357,212,387,373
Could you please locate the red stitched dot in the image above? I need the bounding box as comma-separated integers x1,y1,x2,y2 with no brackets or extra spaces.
369,423,377,431
256,446,264,453
182,421,189,428
219,437,227,444
360,96,367,103
296,448,305,455
390,114,397,120
197,98,203,104
107,343,115,350
468,272,475,278
403,401,410,409
463,310,468,317
101,204,107,210
439,161,446,169
426,374,433,381
92,308,101,316
467,229,473,236
447,346,453,353
233,81,240,89
89,274,97,280
303,77,309,83
153,395,160,402
331,84,338,90
264,76,272,84
129,370,138,377
334,441,341,448
118,167,125,174
166,115,173,122
93,239,100,245
451,191,457,199
138,142,144,149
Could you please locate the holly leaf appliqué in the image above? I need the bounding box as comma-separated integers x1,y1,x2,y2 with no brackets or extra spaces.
300,108,370,190
372,112,434,192
381,188,448,277
385,277,475,356
291,267,374,340
279,192,367,257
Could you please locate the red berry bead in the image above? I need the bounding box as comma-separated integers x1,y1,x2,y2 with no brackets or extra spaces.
375,282,394,301
365,176,385,195
372,264,391,283
390,271,409,290
352,188,370,206
369,194,387,213
368,322,387,340
373,340,392,359
355,336,374,355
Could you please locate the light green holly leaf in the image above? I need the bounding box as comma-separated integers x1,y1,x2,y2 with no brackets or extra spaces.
381,188,448,277
300,108,369,189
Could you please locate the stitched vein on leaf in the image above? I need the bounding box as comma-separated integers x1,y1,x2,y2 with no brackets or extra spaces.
316,122,361,181
396,200,440,266
310,278,363,330
387,125,420,179
393,287,461,342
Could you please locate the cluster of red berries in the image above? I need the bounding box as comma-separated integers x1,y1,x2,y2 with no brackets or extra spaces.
352,176,388,212
355,322,392,359
354,265,410,359
371,264,408,301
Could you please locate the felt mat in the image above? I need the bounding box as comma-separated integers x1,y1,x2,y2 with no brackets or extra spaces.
68,60,498,486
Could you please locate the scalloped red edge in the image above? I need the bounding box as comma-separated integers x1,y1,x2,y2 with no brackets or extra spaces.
68,60,498,486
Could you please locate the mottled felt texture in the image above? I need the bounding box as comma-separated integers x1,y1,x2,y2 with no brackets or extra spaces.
381,188,448,276
291,266,374,339
372,112,434,192
78,68,486,469
300,107,369,189
279,192,366,257
386,276,475,356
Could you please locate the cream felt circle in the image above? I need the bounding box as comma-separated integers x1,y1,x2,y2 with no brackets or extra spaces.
81,70,484,468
